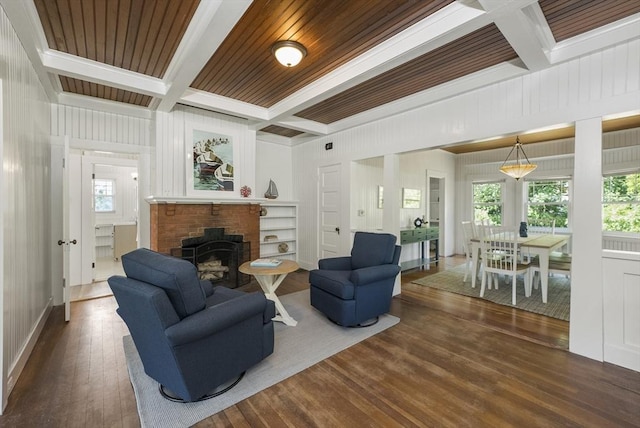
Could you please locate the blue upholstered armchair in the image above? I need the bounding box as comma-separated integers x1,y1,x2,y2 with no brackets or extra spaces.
309,232,401,327
108,248,275,402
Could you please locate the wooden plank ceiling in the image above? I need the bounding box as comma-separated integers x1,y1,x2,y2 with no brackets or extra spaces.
191,0,454,107
35,0,200,78
296,24,517,124
539,0,640,42
31,0,640,142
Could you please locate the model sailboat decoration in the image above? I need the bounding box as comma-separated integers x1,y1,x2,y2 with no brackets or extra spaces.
264,179,279,199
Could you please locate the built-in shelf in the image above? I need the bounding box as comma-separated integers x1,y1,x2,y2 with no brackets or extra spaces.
259,203,298,260
429,179,440,226
95,224,114,259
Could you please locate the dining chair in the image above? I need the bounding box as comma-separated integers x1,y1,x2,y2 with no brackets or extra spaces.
538,219,572,263
475,219,502,291
528,259,571,300
460,221,476,283
479,226,531,305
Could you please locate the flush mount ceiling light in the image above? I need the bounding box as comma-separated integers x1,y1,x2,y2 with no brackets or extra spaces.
272,40,307,67
499,136,537,180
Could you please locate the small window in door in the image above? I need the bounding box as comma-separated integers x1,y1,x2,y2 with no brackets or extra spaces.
94,179,115,212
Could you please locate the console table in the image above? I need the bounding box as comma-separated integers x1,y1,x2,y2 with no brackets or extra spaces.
400,227,439,271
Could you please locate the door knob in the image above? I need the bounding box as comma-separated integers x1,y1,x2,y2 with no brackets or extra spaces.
335,227,340,234
57,239,78,245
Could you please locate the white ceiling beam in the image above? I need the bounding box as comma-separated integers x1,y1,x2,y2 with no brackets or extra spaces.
57,93,153,120
520,2,557,51
271,118,328,135
328,60,528,135
0,0,59,101
41,50,168,97
550,13,640,64
180,88,270,120
490,7,551,71
256,132,294,146
156,0,252,112
249,116,328,135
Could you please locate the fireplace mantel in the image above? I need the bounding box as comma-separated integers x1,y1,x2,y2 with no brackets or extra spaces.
146,196,270,205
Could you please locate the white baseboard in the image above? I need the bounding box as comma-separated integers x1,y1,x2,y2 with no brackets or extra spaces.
4,298,53,411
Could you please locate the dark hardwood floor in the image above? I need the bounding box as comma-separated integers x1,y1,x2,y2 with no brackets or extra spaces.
1,256,638,427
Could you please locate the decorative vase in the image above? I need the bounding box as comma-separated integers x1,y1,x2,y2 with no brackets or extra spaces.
240,185,251,197
519,221,528,237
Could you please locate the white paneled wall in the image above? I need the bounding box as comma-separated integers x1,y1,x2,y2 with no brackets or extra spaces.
0,7,51,412
294,39,640,270
256,139,293,200
154,105,256,198
51,104,151,146
603,250,640,372
350,157,383,232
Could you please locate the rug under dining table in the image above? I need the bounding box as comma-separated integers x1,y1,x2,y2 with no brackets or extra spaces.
411,265,570,321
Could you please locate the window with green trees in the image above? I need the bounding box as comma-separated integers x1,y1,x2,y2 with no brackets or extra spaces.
526,179,570,229
94,179,115,212
603,172,640,233
473,182,502,225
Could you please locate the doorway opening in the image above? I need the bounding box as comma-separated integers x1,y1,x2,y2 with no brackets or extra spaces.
427,171,445,258
69,150,139,301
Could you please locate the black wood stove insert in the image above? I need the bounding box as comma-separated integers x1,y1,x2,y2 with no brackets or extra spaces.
171,228,250,289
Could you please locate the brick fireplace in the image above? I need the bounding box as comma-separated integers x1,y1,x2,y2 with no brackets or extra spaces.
149,203,261,261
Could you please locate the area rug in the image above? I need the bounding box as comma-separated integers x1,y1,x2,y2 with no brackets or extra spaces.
123,289,399,428
411,265,570,321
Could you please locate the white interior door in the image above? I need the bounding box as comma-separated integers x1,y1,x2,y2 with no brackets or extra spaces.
318,164,341,259
61,136,75,321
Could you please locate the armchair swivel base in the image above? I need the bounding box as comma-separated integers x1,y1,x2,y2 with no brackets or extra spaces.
159,372,245,403
325,314,379,328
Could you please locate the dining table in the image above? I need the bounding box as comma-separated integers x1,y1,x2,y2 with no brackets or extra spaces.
470,233,570,303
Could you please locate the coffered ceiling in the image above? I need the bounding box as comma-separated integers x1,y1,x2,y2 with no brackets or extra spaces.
2,0,639,146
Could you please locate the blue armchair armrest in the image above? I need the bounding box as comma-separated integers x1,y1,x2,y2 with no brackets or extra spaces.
319,256,352,270
165,292,268,346
200,279,214,297
350,264,401,285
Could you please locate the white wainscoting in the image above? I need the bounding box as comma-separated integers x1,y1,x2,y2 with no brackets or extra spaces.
0,7,52,413
603,250,640,372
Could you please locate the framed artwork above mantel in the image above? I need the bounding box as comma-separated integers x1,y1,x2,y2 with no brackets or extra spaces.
185,122,238,197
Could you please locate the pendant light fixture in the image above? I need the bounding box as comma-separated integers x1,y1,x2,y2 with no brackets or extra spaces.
499,136,537,180
272,40,307,67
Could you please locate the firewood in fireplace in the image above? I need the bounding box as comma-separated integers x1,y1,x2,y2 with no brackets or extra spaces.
198,259,229,272
199,271,225,280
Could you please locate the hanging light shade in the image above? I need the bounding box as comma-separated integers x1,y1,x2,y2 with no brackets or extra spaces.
272,40,307,67
499,136,537,180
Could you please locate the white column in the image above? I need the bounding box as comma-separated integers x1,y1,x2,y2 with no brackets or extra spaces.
570,117,603,361
383,154,401,295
